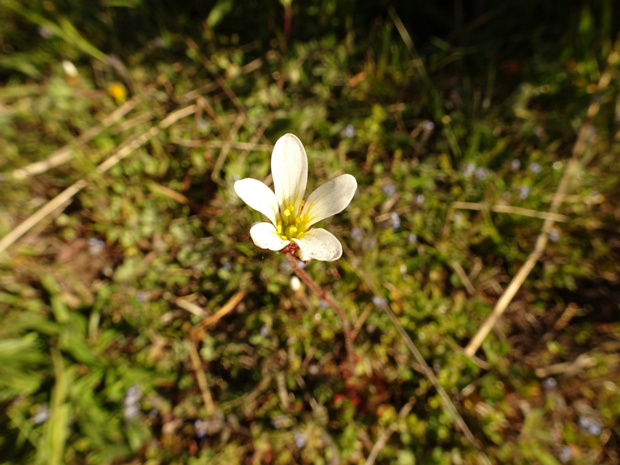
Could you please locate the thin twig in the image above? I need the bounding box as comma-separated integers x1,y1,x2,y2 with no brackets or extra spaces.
166,293,206,317
285,253,355,374
190,290,247,339
452,201,569,223
365,397,416,465
351,302,373,342
463,59,614,356
211,112,247,183
0,180,87,254
186,341,216,416
172,139,273,151
10,96,139,180
451,260,476,295
0,104,198,254
464,125,588,357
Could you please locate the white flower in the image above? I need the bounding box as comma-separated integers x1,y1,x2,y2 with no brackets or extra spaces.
234,133,357,261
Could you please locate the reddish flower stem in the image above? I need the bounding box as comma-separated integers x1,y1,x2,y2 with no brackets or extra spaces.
285,253,355,374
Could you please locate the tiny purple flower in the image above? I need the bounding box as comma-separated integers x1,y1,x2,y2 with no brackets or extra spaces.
559,446,572,463
408,233,417,244
294,432,307,448
126,385,141,404
464,163,476,177
511,159,521,171
87,238,105,256
589,422,602,436
382,184,396,197
475,167,488,180
529,162,542,174
372,296,387,307
195,419,207,439
124,404,140,420
351,227,364,243
390,212,401,229
542,377,557,390
549,230,560,242
38,26,54,39
344,124,355,138
32,405,50,424
519,186,530,199
415,194,425,205
136,290,150,303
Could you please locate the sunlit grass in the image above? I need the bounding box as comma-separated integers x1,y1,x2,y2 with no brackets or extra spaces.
1,1,619,464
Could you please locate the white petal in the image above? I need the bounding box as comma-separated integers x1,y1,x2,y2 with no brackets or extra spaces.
271,133,308,209
292,228,343,261
234,178,279,225
250,222,290,251
303,174,357,227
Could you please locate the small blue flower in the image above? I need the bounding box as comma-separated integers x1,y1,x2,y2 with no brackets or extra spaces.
382,184,396,197
390,212,401,229
344,124,355,138
38,26,54,39
475,167,488,180
125,385,141,406
549,230,560,242
577,416,601,435
272,415,290,429
589,422,602,436
372,296,387,307
408,233,417,244
136,290,150,302
422,120,435,131
124,384,142,419
124,404,140,420
511,159,521,171
260,325,270,337
529,162,542,174
542,377,557,390
464,163,476,177
559,445,572,463
519,186,530,199
87,238,105,256
32,405,50,424
195,419,207,439
415,194,425,205
294,432,307,448
351,227,364,243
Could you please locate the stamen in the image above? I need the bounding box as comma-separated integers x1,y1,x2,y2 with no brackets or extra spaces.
276,221,283,234
288,226,298,236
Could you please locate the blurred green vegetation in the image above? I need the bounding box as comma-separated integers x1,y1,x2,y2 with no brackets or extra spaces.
1,0,619,464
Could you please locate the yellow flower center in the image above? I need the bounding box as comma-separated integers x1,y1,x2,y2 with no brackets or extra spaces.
276,201,308,241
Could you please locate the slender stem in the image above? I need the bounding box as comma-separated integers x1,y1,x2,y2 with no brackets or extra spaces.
285,253,355,374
